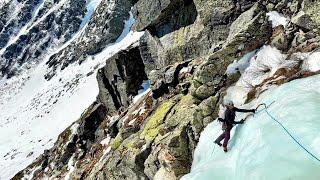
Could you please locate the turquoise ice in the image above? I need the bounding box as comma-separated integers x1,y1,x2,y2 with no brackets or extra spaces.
182,74,320,180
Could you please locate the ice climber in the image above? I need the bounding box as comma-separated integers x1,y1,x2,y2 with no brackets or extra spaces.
214,99,255,152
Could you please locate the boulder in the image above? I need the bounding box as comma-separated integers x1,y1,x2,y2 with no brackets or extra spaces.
291,11,316,30
199,96,218,117
212,3,272,62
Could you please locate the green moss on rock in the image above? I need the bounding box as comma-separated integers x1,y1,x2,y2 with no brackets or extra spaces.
110,133,124,150
140,100,176,144
304,1,320,25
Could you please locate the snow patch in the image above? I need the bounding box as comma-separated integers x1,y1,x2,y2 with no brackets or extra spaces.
70,123,80,135
236,45,292,90
302,51,320,72
100,135,111,146
266,11,288,28
226,50,258,75
64,155,75,180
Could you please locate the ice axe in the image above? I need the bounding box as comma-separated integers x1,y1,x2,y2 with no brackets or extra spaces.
240,101,275,122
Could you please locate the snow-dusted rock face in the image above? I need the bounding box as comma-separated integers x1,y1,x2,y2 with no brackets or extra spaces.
2,0,320,179
0,0,87,78
45,0,133,80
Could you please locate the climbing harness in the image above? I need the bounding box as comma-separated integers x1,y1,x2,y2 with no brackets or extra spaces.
256,102,320,163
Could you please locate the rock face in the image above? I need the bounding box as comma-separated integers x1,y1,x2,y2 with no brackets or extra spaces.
136,0,258,71
12,0,320,179
97,45,148,115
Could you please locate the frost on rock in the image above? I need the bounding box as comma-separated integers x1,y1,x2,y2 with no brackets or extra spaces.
182,74,320,180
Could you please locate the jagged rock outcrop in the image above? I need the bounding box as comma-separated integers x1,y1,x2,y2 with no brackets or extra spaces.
191,3,272,101
97,45,148,116
291,0,320,32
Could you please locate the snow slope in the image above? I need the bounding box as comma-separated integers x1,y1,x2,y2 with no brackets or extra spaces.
183,73,320,178
0,8,144,180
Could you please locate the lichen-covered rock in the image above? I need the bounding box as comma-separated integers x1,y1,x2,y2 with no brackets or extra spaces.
140,100,176,144
301,0,320,28
291,11,316,30
199,96,218,117
136,0,258,71
154,167,176,180
194,84,215,100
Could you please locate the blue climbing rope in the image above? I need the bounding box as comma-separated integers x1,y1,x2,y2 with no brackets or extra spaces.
256,103,320,163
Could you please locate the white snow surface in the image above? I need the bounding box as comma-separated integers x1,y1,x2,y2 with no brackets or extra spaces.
226,50,258,75
236,45,297,90
182,74,320,180
302,52,320,72
266,11,288,28
0,9,144,180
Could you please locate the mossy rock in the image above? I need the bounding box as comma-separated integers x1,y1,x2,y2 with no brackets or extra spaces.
178,94,200,106
110,133,124,150
140,100,176,144
166,104,203,133
194,84,215,100
203,116,215,127
303,0,320,26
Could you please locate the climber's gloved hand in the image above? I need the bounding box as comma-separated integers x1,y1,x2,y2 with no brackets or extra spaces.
250,109,256,113
218,118,224,122
240,119,245,124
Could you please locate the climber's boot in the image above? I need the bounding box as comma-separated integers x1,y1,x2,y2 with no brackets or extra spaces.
223,146,228,153
214,140,222,147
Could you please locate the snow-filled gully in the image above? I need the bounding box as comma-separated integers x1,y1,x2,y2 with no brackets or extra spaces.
0,8,144,180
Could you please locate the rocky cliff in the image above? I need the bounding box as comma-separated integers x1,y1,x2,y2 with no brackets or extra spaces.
10,0,320,179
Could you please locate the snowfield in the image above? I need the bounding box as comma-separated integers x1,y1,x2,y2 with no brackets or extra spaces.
0,4,144,179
